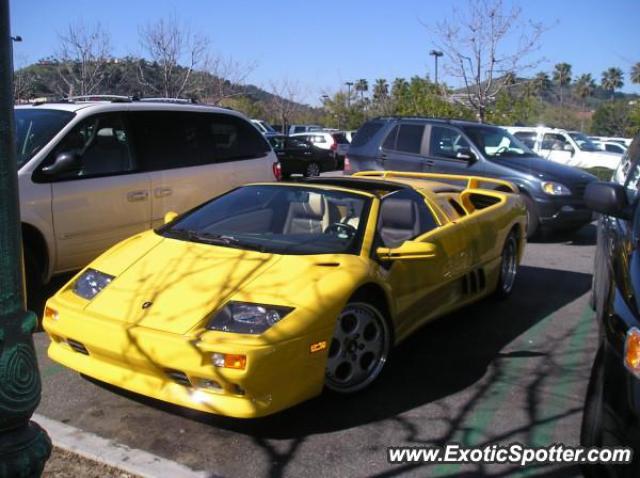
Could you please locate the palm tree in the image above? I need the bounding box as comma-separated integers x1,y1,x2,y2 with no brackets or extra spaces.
552,63,572,105
372,78,389,101
574,73,596,130
601,67,624,99
354,79,368,100
532,72,552,97
631,62,640,85
391,77,408,96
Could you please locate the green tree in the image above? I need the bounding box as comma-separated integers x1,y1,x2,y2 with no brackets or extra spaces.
532,72,552,97
552,63,572,106
631,62,640,85
591,100,633,136
601,67,624,99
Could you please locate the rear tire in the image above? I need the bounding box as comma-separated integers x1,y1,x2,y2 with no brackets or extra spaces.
304,162,320,177
494,232,518,299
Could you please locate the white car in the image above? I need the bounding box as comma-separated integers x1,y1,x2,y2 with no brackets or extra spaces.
592,140,627,155
16,97,278,286
506,126,622,170
290,131,349,166
251,119,278,137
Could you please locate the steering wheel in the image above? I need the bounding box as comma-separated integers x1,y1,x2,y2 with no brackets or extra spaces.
324,222,357,240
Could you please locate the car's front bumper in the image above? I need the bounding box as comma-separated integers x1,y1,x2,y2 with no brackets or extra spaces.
43,303,332,418
535,196,593,229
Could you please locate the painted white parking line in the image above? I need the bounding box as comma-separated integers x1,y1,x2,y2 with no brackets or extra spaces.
34,414,217,478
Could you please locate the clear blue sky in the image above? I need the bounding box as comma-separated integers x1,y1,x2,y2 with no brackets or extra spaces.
9,0,640,104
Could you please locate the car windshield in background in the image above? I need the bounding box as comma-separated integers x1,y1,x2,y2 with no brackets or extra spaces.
463,126,535,158
161,185,371,255
569,132,599,151
15,109,75,168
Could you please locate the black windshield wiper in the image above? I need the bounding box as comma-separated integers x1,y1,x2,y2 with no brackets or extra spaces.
171,230,266,252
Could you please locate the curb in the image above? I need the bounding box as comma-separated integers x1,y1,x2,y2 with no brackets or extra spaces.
34,413,217,478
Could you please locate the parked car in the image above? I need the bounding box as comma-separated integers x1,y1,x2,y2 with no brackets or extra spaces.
288,124,323,135
347,117,597,237
344,130,358,143
43,171,526,418
268,135,337,177
592,140,628,155
588,135,633,148
581,134,640,478
506,126,622,170
251,119,278,138
291,131,349,169
15,97,278,288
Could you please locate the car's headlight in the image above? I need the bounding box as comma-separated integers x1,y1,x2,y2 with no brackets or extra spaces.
206,301,293,335
72,268,114,300
541,181,572,196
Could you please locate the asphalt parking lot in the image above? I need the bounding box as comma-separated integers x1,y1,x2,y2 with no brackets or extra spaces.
32,224,598,478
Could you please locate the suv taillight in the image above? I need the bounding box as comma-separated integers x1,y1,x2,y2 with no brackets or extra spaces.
343,156,351,173
330,136,338,151
273,162,282,181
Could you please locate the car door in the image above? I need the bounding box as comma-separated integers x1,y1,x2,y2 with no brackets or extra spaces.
379,123,430,171
375,189,473,339
129,110,273,228
41,112,151,272
427,125,477,174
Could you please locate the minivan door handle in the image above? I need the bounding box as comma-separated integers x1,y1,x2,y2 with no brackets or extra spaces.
380,153,388,160
154,187,173,198
127,190,149,202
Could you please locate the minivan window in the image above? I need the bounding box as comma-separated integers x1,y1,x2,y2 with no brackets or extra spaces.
41,113,135,180
130,111,269,170
382,125,399,150
15,109,75,168
463,126,533,158
396,124,424,154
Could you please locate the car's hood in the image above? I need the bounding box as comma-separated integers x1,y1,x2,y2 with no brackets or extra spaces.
491,156,597,183
86,236,357,335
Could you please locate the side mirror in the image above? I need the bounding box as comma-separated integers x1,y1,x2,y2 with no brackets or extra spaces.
376,241,437,261
455,147,476,162
41,151,81,176
585,182,631,219
164,211,179,224
563,144,575,156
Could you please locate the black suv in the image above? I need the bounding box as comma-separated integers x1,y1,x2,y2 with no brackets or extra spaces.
347,117,597,237
581,135,640,478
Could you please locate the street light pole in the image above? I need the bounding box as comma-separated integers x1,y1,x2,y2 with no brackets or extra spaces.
0,1,52,476
429,50,443,86
345,81,353,108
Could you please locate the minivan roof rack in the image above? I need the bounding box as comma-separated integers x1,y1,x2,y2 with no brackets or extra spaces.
138,97,198,104
66,95,133,103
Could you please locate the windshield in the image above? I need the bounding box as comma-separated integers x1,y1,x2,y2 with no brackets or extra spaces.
462,126,535,158
14,109,75,168
160,185,371,255
258,121,276,133
568,132,599,151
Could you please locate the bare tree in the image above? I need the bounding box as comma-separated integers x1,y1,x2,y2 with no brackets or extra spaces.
266,79,305,131
431,0,545,122
204,55,257,105
55,22,112,96
138,16,210,98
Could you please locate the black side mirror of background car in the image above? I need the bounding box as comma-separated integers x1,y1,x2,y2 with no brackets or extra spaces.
41,151,82,176
585,182,632,220
455,147,476,162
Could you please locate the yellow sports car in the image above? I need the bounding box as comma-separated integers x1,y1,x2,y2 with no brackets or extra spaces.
43,171,526,418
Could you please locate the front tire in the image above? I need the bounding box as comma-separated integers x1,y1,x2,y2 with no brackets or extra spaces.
325,302,391,393
521,194,539,239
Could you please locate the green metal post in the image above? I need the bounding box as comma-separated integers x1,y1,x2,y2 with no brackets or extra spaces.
0,0,52,476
